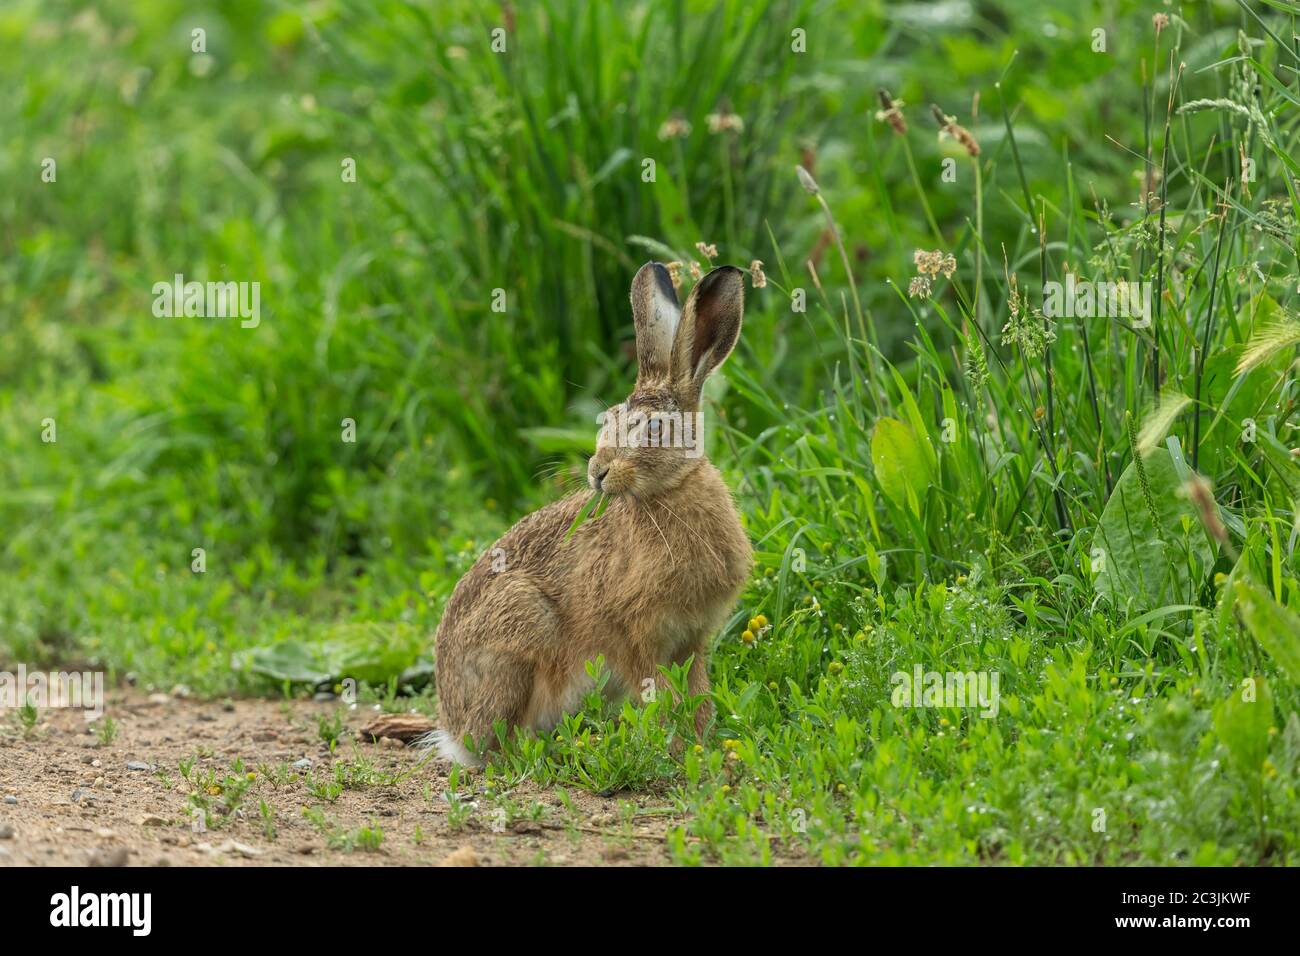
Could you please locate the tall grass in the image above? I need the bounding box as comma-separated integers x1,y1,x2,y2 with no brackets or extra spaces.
4,0,1300,862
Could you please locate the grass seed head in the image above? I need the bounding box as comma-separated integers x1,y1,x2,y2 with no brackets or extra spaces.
657,112,692,141
875,88,907,135
1185,473,1229,548
931,104,980,157
796,164,820,196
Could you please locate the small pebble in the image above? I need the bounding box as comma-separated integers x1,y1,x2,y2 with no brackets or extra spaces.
88,847,130,867
126,761,151,771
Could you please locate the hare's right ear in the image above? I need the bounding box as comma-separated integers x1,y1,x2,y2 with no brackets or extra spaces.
668,265,744,408
630,262,680,383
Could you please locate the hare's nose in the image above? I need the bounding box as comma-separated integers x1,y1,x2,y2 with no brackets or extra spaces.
591,465,609,491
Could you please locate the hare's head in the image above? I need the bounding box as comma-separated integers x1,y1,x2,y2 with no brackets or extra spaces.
587,262,744,499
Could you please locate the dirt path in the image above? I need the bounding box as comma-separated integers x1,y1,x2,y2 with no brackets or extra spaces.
0,689,682,866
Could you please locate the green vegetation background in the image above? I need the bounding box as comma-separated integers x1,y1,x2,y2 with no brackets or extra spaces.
5,0,1300,863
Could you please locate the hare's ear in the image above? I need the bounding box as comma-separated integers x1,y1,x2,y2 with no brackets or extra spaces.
669,265,744,406
630,262,680,383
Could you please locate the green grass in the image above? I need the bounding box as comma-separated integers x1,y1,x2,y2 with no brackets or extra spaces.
5,0,1300,864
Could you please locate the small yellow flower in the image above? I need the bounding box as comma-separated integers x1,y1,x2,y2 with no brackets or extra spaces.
1263,759,1277,779
720,784,732,794
836,783,846,793
1192,687,1202,698
828,661,844,675
723,739,740,751
1268,725,1278,736
741,630,756,645
747,618,759,632
767,681,778,691
693,744,703,754
1214,572,1228,587
939,718,950,727
247,772,256,780
755,614,768,628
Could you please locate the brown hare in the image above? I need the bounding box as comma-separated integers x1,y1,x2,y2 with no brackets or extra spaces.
428,262,753,765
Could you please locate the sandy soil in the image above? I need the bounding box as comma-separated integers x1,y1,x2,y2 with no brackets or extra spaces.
0,688,683,867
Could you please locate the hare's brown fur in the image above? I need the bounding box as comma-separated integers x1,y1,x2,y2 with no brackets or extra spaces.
432,263,753,763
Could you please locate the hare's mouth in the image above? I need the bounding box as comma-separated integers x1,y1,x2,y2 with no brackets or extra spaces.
590,459,633,495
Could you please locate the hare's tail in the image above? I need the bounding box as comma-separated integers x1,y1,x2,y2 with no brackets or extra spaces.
413,728,482,768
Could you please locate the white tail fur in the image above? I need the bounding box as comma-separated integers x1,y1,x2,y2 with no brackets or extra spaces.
414,728,482,768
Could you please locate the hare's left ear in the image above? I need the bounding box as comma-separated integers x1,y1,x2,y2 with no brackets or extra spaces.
670,265,744,407
630,262,680,383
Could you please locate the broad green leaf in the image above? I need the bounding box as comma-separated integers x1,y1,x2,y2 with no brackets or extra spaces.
871,417,934,512
1233,576,1300,683
1214,677,1274,777
1256,431,1300,500
241,640,331,685
1092,448,1214,610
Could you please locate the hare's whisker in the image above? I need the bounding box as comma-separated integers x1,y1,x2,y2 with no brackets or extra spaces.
654,497,726,574
631,491,675,569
